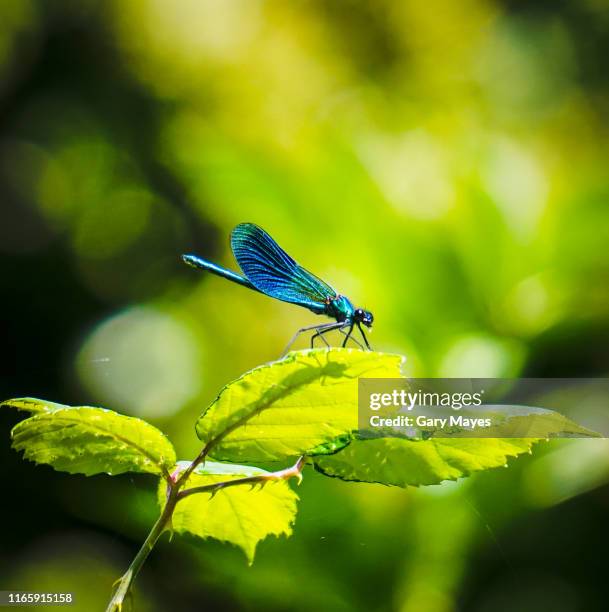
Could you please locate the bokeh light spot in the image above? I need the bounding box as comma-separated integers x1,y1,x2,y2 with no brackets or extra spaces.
438,333,523,377
77,305,201,418
360,130,455,220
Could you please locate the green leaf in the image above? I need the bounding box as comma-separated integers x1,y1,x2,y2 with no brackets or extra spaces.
322,402,599,487
314,437,535,487
161,461,298,563
3,398,176,477
392,404,600,439
463,405,600,438
2,397,66,415
196,348,404,463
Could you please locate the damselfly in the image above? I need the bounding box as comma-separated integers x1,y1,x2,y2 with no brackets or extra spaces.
183,223,373,354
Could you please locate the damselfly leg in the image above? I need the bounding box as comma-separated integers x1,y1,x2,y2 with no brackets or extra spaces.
310,322,344,349
357,322,372,350
341,324,354,348
281,322,342,357
339,326,365,349
341,324,371,350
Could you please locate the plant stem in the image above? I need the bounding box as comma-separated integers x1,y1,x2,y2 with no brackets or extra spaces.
178,455,306,500
175,441,212,488
105,489,179,612
105,456,306,611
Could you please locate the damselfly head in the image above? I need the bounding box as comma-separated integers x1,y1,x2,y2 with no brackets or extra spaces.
355,308,374,328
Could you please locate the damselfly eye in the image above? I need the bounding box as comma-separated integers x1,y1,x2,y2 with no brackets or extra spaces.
354,308,373,327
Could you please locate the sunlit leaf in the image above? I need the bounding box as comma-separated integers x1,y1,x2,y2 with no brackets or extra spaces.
318,400,599,486
196,348,404,462
367,404,600,440
481,406,599,438
161,461,298,563
315,406,599,487
2,397,67,415
314,437,536,487
3,398,176,477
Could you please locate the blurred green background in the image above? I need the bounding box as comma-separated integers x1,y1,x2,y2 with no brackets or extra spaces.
1,1,609,611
